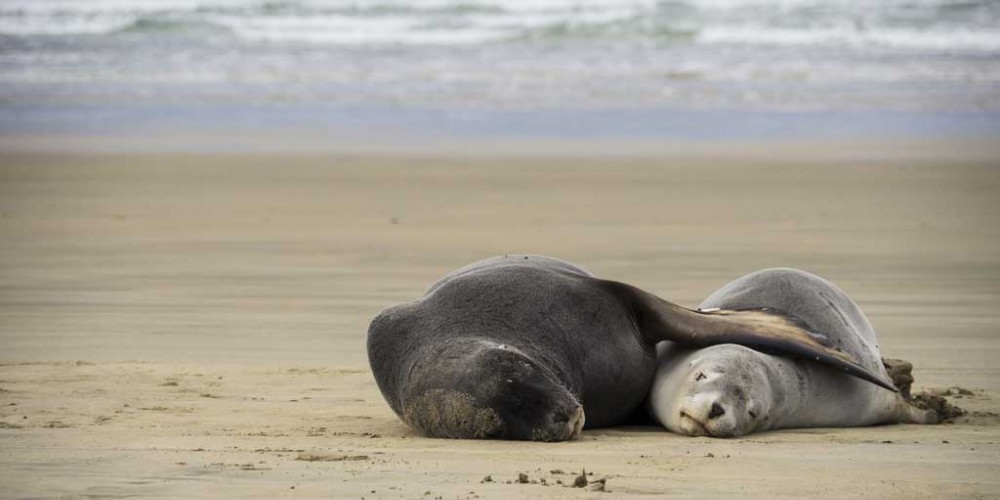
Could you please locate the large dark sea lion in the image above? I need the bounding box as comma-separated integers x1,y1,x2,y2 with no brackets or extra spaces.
649,268,936,438
368,256,896,441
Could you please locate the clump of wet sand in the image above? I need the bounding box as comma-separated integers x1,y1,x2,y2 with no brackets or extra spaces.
911,390,969,422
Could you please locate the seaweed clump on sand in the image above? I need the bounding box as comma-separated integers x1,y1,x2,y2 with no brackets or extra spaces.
883,358,968,423
909,390,968,422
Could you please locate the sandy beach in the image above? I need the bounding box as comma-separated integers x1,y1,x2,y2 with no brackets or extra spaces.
1,143,999,498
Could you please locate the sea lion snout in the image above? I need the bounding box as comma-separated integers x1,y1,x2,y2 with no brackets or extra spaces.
677,395,745,438
551,404,585,440
663,346,775,438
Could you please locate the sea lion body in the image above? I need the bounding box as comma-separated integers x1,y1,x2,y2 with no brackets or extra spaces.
650,268,935,438
368,256,654,440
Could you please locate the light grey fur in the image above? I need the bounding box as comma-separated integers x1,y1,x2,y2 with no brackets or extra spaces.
650,268,935,438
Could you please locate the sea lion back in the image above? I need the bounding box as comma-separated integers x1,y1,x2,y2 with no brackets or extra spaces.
698,268,883,370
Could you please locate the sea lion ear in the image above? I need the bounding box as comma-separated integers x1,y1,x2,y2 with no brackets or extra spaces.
596,279,898,392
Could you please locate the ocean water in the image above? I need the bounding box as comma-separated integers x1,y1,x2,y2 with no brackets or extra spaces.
1,0,999,142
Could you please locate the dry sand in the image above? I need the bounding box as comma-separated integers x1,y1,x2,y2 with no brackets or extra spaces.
1,143,999,498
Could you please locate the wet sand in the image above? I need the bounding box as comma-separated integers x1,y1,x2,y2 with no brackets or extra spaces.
1,144,999,498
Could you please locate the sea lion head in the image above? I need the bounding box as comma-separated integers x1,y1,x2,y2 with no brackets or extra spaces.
400,340,584,441
654,344,775,438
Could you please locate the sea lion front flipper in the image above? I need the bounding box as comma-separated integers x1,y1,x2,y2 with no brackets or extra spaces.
598,279,898,392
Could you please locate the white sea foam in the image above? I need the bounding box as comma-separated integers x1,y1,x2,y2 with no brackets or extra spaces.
1,0,998,110
700,26,1000,52
219,14,512,45
0,16,134,36
2,0,997,52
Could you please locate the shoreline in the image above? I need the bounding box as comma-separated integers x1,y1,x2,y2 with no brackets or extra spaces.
3,104,1000,155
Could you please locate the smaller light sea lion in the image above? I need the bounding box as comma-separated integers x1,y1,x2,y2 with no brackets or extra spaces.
650,268,936,438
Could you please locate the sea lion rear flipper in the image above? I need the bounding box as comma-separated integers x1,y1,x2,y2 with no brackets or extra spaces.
599,279,898,392
882,357,914,399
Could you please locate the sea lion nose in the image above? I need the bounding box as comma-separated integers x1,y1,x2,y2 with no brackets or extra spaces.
552,408,571,423
708,402,726,419
553,405,585,439
568,405,585,439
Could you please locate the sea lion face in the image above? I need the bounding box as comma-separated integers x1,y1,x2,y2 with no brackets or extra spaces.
668,345,773,438
401,341,584,441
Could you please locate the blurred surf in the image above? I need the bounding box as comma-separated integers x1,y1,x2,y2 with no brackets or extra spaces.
1,0,998,111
